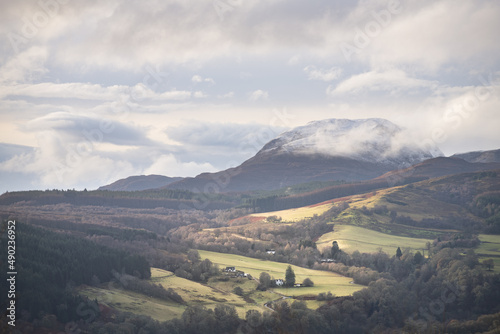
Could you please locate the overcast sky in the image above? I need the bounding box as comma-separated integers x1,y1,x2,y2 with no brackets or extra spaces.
1,0,499,193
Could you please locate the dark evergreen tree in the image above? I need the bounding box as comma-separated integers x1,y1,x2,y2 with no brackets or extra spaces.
285,265,296,287
331,240,340,258
396,247,402,259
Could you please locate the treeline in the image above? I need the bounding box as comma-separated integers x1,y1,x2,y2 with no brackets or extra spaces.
26,217,158,241
0,189,235,210
473,191,500,234
0,222,151,324
174,250,220,282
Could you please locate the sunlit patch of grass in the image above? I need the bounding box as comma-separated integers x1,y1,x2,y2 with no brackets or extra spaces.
316,225,433,255
78,284,186,322
477,235,500,273
249,202,334,222
198,250,363,297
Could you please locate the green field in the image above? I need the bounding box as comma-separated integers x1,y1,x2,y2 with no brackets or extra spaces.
477,234,500,273
316,225,433,255
198,250,363,297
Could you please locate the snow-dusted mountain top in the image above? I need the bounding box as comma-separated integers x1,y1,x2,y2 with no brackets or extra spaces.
259,118,442,167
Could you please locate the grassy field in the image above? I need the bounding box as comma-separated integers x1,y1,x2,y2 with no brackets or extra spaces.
198,250,363,297
150,268,268,317
79,283,186,322
79,256,361,323
316,225,433,255
79,268,270,321
246,184,462,240
249,201,334,222
477,234,500,273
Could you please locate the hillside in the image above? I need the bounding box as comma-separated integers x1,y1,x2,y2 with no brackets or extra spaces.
453,149,500,163
375,156,500,184
98,175,183,191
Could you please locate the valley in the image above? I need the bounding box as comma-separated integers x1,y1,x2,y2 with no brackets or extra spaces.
1,124,500,333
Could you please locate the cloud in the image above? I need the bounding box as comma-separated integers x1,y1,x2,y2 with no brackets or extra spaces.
0,0,499,193
329,69,437,95
249,89,269,101
26,112,155,147
1,81,192,102
360,1,500,71
1,1,498,73
0,139,137,191
193,91,208,98
144,154,216,177
166,122,284,148
0,46,48,84
217,92,234,99
192,75,215,84
0,143,34,162
304,65,342,81
164,121,289,167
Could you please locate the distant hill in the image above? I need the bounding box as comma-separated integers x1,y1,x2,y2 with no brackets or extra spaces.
452,149,500,163
375,156,500,185
98,175,183,191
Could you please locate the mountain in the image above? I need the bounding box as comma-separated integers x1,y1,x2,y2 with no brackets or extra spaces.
452,149,500,163
165,118,441,192
258,118,441,166
98,175,183,191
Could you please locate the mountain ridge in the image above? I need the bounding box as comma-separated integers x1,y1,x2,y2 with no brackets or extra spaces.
98,175,183,191
97,119,499,194
163,118,441,192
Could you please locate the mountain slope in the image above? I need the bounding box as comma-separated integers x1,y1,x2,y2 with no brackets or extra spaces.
452,149,500,163
375,156,500,185
166,118,440,192
98,175,183,191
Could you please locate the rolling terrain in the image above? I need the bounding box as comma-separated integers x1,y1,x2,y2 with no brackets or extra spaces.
212,170,500,261
2,118,500,332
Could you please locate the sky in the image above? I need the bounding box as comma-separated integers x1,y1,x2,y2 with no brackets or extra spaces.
0,0,499,193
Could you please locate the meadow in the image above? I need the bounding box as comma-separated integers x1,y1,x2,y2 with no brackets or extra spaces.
79,283,186,322
198,250,364,297
316,225,433,255
477,234,500,273
79,268,270,321
249,201,334,222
